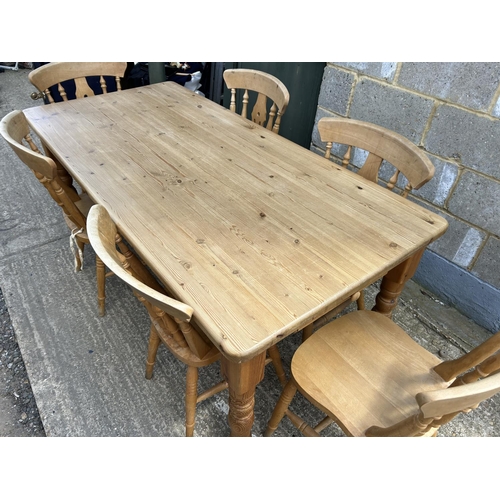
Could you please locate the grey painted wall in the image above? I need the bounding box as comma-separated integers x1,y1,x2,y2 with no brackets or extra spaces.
311,62,500,333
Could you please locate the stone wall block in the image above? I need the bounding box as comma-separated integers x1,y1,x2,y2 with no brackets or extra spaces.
317,66,354,116
493,96,500,118
349,79,434,143
412,156,459,207
332,63,397,81
411,201,486,264
399,62,500,112
448,171,500,236
425,105,500,179
452,228,486,268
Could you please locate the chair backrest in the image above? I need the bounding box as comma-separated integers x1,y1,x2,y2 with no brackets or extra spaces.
29,62,128,103
0,110,86,229
366,329,500,437
318,117,435,197
87,205,213,360
223,68,290,134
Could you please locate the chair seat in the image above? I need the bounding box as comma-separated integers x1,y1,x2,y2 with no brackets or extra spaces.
292,310,449,436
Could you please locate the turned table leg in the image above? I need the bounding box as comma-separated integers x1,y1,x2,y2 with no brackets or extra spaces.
373,248,425,317
42,143,78,193
301,323,314,343
220,352,266,437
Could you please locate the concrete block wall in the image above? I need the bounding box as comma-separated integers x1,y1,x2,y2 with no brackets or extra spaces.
311,62,500,332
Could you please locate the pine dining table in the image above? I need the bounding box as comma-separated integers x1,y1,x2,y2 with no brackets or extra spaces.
22,81,448,436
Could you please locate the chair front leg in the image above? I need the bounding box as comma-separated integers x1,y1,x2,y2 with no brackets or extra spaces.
264,379,298,436
185,365,199,437
96,255,106,316
267,345,287,386
356,290,365,310
145,324,161,379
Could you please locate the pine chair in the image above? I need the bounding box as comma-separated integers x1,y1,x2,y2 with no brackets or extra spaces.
318,117,435,310
29,62,128,103
223,68,290,134
264,310,500,437
87,204,287,436
27,62,140,315
0,110,143,317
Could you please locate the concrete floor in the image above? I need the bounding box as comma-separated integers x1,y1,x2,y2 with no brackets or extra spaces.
0,67,499,437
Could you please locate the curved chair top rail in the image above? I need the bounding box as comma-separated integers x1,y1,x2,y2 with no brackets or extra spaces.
0,110,57,180
87,204,194,323
223,68,290,112
29,62,128,93
318,117,435,190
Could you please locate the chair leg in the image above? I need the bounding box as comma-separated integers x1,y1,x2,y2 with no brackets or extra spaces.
264,379,298,436
185,365,199,437
267,345,287,386
356,290,365,310
145,324,161,380
96,255,106,316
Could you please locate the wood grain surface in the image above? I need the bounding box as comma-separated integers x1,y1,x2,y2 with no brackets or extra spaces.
23,82,448,361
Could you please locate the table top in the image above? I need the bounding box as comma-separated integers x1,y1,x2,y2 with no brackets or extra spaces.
23,82,448,361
